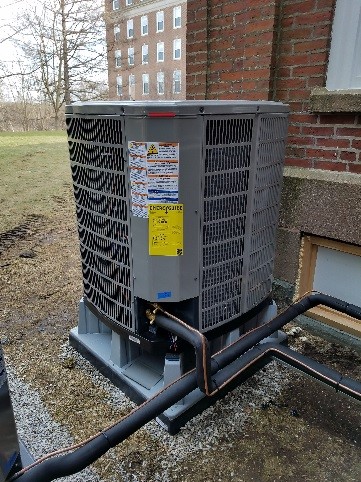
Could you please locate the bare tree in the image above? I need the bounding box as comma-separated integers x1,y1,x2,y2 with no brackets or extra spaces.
4,0,107,128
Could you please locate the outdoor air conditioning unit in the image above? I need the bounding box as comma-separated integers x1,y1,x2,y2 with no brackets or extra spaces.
66,100,289,431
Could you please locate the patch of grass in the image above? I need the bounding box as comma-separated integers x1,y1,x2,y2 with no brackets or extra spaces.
0,130,72,233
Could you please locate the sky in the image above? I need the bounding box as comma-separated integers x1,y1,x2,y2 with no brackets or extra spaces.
0,0,38,67
0,0,107,100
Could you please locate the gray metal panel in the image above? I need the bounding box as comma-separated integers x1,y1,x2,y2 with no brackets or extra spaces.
128,115,202,302
66,100,289,117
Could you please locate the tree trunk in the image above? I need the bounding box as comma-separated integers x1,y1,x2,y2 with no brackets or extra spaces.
61,0,71,105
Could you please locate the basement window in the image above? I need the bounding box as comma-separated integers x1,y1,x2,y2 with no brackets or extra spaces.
297,235,361,337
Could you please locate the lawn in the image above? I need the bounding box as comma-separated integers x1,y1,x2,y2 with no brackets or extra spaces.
0,131,72,233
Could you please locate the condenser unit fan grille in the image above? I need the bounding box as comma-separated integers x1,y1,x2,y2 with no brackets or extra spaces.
67,117,134,331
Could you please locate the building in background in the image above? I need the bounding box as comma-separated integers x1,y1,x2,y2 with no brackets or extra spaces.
185,0,361,337
106,0,187,100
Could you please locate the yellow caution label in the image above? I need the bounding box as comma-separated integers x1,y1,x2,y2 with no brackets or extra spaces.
149,204,183,256
147,143,158,156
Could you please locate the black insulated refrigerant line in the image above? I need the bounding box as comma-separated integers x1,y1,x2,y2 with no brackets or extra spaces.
153,292,361,398
12,293,361,482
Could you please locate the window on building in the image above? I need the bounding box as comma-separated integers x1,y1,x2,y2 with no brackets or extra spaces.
157,72,165,95
156,11,164,32
114,25,120,41
129,74,135,99
115,50,121,68
173,39,181,60
173,70,181,94
128,47,134,66
142,73,149,95
327,0,361,89
157,42,164,62
141,15,148,36
142,44,148,64
173,6,181,28
127,19,134,39
116,76,122,96
126,0,133,5
297,235,361,337
113,0,120,10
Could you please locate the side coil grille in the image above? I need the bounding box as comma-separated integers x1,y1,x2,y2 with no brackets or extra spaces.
67,116,134,332
201,113,288,331
201,116,254,331
245,114,289,312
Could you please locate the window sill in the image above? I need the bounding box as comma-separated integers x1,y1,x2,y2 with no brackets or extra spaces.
310,87,361,113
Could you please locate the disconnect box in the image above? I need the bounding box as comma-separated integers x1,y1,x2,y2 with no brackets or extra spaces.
66,100,289,431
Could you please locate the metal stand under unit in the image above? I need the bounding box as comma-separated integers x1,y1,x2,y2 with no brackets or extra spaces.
69,298,285,433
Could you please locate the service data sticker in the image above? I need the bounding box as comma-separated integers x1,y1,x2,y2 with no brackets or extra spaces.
128,141,148,218
128,141,180,218
147,142,179,203
149,203,183,256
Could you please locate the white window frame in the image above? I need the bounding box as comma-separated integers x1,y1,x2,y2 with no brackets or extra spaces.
142,44,148,64
128,47,134,66
127,19,134,39
116,76,122,96
141,15,148,36
112,0,120,11
114,25,120,41
126,0,133,5
156,11,164,32
173,39,181,60
157,71,165,95
327,0,361,90
157,42,164,62
142,73,149,95
115,50,121,68
129,74,135,98
173,6,181,29
173,70,181,94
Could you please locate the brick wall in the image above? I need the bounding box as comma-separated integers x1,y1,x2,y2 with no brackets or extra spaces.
186,0,278,101
186,0,361,173
275,0,361,172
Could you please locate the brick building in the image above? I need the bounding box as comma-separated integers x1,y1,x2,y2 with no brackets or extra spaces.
185,0,361,337
106,0,187,100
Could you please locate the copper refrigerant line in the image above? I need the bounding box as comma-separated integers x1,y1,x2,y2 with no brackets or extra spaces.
13,292,361,482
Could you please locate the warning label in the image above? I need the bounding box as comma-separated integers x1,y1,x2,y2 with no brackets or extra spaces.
149,203,183,256
147,144,159,155
128,141,179,218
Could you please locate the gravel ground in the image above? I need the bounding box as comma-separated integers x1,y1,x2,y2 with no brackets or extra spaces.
7,344,290,482
1,200,361,482
7,364,100,482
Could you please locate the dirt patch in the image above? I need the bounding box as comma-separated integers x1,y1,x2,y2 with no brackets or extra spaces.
0,214,44,255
